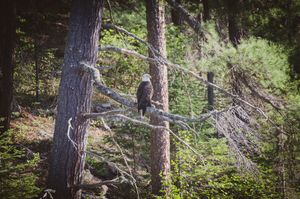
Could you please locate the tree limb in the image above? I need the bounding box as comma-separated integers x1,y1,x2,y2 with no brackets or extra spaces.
75,177,121,190
96,46,287,135
81,61,232,124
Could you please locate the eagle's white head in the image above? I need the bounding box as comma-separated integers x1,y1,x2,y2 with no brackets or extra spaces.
142,74,151,82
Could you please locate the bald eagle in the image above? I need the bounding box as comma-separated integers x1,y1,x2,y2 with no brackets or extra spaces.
137,74,153,116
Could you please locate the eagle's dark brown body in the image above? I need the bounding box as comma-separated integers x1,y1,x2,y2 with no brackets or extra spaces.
137,80,153,116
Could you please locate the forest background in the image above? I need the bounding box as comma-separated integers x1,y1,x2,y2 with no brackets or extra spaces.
0,0,300,198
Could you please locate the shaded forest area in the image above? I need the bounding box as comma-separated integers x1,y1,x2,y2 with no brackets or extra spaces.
1,0,300,198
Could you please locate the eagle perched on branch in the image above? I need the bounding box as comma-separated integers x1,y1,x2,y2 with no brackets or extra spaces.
137,74,153,116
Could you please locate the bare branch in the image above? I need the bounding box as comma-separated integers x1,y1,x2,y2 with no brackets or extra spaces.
81,61,233,126
104,114,204,160
75,177,121,190
100,118,140,199
102,23,148,46
239,72,283,110
97,46,287,134
97,65,114,70
66,119,139,194
99,45,155,62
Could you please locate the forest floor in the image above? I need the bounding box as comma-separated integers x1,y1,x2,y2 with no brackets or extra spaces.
9,104,147,198
11,105,108,196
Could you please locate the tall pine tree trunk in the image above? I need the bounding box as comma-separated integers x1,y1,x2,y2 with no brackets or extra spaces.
146,0,170,195
0,0,15,133
47,0,103,198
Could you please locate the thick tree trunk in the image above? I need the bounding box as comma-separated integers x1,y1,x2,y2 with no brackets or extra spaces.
146,0,170,195
171,0,183,26
0,0,15,133
47,0,103,198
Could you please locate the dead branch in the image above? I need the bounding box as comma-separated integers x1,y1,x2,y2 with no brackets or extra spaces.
99,46,155,62
103,114,204,160
75,177,121,191
66,117,135,181
97,46,260,109
97,46,286,134
81,61,232,125
102,23,148,46
239,72,283,110
100,118,140,199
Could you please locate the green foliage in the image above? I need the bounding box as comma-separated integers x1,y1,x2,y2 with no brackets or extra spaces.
15,24,62,104
234,38,289,91
100,6,148,93
199,24,290,93
163,131,280,199
0,131,41,198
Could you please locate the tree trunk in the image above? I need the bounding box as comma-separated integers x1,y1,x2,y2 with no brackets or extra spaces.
226,0,243,97
146,0,170,195
201,0,214,112
207,72,214,110
227,0,242,47
171,0,183,26
47,0,103,198
166,0,201,32
202,0,210,21
0,0,15,133
34,43,40,102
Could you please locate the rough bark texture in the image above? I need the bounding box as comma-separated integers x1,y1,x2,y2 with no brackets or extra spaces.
0,0,15,133
47,0,103,198
146,0,170,195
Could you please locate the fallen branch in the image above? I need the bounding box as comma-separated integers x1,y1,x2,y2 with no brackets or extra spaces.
75,177,121,190
239,72,282,110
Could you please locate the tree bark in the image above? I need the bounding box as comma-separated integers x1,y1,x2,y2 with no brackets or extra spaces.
0,0,15,133
34,43,40,102
146,0,170,195
227,0,242,47
166,0,201,32
47,0,103,198
207,72,214,111
171,0,183,26
202,0,210,21
201,0,214,111
227,0,243,97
